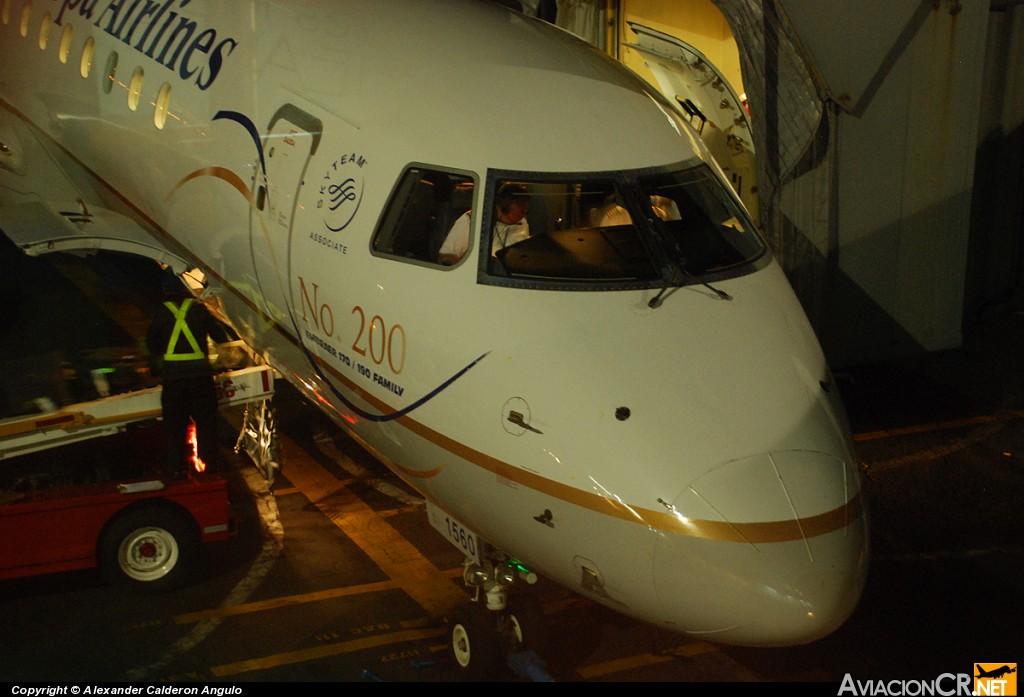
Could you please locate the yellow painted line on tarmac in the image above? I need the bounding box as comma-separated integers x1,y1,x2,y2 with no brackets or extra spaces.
669,641,720,658
175,579,400,623
273,432,469,619
576,653,675,679
198,433,467,678
210,627,446,677
176,567,466,624
854,411,1024,442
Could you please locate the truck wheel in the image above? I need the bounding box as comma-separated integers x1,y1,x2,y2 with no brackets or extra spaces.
100,505,200,592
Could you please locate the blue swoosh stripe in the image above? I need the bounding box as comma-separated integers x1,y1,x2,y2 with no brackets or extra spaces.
213,109,267,177
304,346,490,423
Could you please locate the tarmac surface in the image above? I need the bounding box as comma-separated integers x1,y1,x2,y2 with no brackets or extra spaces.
838,307,1024,559
812,307,1024,678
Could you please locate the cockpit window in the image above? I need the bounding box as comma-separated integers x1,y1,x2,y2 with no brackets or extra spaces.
637,166,766,276
482,163,766,289
372,166,475,266
488,178,660,283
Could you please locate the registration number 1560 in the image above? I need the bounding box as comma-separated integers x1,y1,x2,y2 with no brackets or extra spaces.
426,500,481,565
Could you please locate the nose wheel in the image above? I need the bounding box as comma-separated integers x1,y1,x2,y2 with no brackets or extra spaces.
449,605,503,681
447,593,553,681
444,537,555,680
507,595,550,656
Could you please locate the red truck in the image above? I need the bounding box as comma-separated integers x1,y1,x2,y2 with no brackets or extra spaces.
0,363,275,591
0,468,235,591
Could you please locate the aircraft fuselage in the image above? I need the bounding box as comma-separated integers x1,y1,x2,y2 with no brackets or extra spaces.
0,0,869,647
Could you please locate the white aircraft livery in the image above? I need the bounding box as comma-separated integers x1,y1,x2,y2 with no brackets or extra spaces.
0,0,869,675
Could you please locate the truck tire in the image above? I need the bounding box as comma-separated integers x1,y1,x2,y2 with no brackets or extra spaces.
99,504,200,592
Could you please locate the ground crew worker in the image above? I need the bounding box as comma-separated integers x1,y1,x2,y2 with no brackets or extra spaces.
146,271,227,478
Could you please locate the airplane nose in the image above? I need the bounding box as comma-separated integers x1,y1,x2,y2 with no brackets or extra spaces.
653,450,869,646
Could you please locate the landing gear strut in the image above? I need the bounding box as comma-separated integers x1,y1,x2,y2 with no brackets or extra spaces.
233,398,281,487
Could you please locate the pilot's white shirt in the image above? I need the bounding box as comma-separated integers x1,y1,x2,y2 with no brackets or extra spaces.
439,211,529,261
490,219,529,255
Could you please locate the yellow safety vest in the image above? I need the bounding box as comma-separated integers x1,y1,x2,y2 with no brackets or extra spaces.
162,299,205,361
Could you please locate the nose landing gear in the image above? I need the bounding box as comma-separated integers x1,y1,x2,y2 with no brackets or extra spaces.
447,557,554,681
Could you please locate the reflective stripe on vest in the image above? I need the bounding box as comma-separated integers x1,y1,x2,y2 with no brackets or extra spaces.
162,299,205,361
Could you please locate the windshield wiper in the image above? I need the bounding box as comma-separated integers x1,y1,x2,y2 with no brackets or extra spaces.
702,280,733,301
648,262,680,309
648,282,673,308
648,264,732,308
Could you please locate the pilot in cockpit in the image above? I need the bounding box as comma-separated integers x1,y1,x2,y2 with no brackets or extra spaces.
438,183,530,265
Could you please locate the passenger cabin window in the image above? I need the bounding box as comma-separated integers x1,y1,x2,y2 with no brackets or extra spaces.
80,36,95,78
128,66,144,111
103,50,117,94
154,83,172,129
37,10,51,50
18,2,30,37
372,167,475,266
59,23,73,63
483,164,766,290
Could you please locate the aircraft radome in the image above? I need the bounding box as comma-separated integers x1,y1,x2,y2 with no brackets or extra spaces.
0,0,869,678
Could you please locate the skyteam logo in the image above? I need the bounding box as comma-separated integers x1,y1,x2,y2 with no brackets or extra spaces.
319,152,367,233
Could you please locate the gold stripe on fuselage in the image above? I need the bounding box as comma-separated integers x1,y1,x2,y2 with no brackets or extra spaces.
303,352,863,544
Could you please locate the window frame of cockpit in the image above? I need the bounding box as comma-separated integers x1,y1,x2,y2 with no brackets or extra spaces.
475,171,663,290
369,163,478,269
477,163,770,292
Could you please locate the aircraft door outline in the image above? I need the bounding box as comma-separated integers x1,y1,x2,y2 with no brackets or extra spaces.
250,103,323,327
